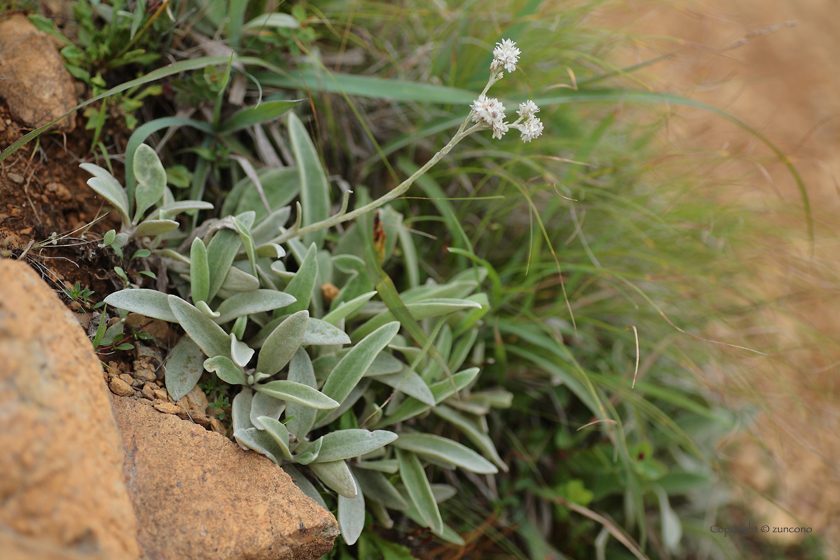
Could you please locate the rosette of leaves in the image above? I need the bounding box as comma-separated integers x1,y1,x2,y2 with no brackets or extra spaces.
103,211,510,544
99,115,512,546
81,143,212,255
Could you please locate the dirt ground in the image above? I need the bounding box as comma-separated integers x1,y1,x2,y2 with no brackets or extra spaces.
595,1,840,557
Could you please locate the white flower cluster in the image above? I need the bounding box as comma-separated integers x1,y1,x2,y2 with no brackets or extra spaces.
515,100,543,142
491,38,520,75
469,96,543,143
471,95,509,140
468,39,543,142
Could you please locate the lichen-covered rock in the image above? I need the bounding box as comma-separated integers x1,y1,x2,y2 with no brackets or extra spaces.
111,396,339,560
0,15,77,132
0,259,139,559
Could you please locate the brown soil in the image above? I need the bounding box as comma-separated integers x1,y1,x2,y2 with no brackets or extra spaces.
0,104,124,303
595,1,840,557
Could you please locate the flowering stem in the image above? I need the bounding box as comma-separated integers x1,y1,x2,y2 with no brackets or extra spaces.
275,122,481,243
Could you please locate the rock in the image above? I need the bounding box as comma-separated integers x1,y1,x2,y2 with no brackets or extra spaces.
178,383,209,417
0,526,106,560
110,377,135,397
0,259,139,558
112,396,337,560
46,182,72,201
132,357,157,382
141,384,156,401
119,373,134,385
152,401,182,415
0,15,77,132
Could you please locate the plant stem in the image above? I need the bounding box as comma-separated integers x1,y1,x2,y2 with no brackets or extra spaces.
281,121,484,242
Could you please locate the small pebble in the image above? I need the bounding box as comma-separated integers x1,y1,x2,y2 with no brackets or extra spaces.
141,383,156,401
153,388,168,401
7,173,23,184
109,378,134,397
119,373,134,385
153,402,181,415
209,417,226,434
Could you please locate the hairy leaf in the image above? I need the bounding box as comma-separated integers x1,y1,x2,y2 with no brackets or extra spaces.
257,310,309,375
164,336,204,401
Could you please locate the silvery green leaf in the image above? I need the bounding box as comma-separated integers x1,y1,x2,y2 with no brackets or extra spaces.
204,356,246,385
286,348,317,439
254,380,338,409
155,248,190,263
252,372,271,383
302,318,350,346
320,322,400,408
314,378,370,429
289,112,330,248
655,485,682,551
255,416,293,460
196,299,220,318
231,315,248,340
429,405,507,472
351,466,408,511
207,229,242,300
232,388,254,438
230,333,254,367
293,437,322,465
374,370,435,406
401,280,479,304
350,299,481,343
164,336,204,402
433,368,479,403
233,427,283,464
257,310,309,375
392,433,497,474
214,290,297,325
397,487,465,546
250,392,285,428
337,473,364,545
310,353,338,381
247,316,282,348
256,263,278,291
233,215,258,278
168,295,230,359
444,393,490,415
190,237,210,304
316,250,333,285
431,484,457,504
154,200,214,217
133,143,167,222
368,500,393,529
104,289,177,322
363,352,404,377
279,243,318,315
270,260,295,282
321,291,377,325
133,219,180,238
309,460,355,498
80,163,130,225
448,328,478,372
220,266,259,292
251,206,291,246
484,390,514,409
282,464,327,510
311,430,397,464
355,459,399,474
242,12,299,29
396,449,443,534
114,232,129,249
255,244,284,259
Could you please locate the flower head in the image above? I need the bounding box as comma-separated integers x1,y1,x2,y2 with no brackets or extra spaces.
471,95,507,127
517,117,544,143
517,100,540,120
470,95,511,139
491,38,520,74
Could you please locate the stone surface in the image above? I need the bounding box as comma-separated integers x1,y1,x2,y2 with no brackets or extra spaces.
110,377,135,397
0,259,139,559
112,396,338,560
0,15,77,132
